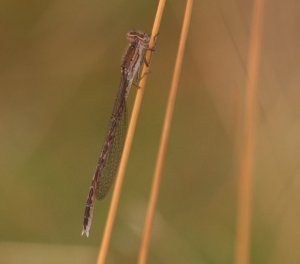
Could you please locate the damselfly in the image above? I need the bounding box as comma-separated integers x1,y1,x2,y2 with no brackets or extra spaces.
82,31,151,237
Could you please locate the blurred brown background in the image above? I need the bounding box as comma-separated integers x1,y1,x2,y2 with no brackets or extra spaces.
1,0,299,263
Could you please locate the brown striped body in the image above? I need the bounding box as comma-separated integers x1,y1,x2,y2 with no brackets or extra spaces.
82,31,150,237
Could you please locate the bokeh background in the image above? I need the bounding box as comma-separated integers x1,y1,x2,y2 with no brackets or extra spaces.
1,0,299,263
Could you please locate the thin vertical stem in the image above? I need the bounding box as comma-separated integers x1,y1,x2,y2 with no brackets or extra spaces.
96,1,166,263
234,1,264,264
138,1,194,263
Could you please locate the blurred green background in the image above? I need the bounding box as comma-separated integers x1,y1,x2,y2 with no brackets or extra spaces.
1,0,299,263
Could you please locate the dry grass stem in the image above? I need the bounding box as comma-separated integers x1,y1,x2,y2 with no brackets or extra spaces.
137,1,194,263
96,1,166,263
234,1,265,264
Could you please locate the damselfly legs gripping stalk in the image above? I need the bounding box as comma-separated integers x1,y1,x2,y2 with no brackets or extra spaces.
82,31,152,237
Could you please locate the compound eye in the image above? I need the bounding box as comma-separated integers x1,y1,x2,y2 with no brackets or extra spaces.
138,33,150,43
127,31,138,41
136,33,145,41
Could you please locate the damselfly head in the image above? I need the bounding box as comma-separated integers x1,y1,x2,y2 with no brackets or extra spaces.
127,31,150,45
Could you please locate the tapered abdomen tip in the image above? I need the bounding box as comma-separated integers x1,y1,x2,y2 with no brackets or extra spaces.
81,228,89,237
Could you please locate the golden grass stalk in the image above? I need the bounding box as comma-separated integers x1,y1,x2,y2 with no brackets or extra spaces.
96,1,166,263
137,1,194,263
234,1,264,264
